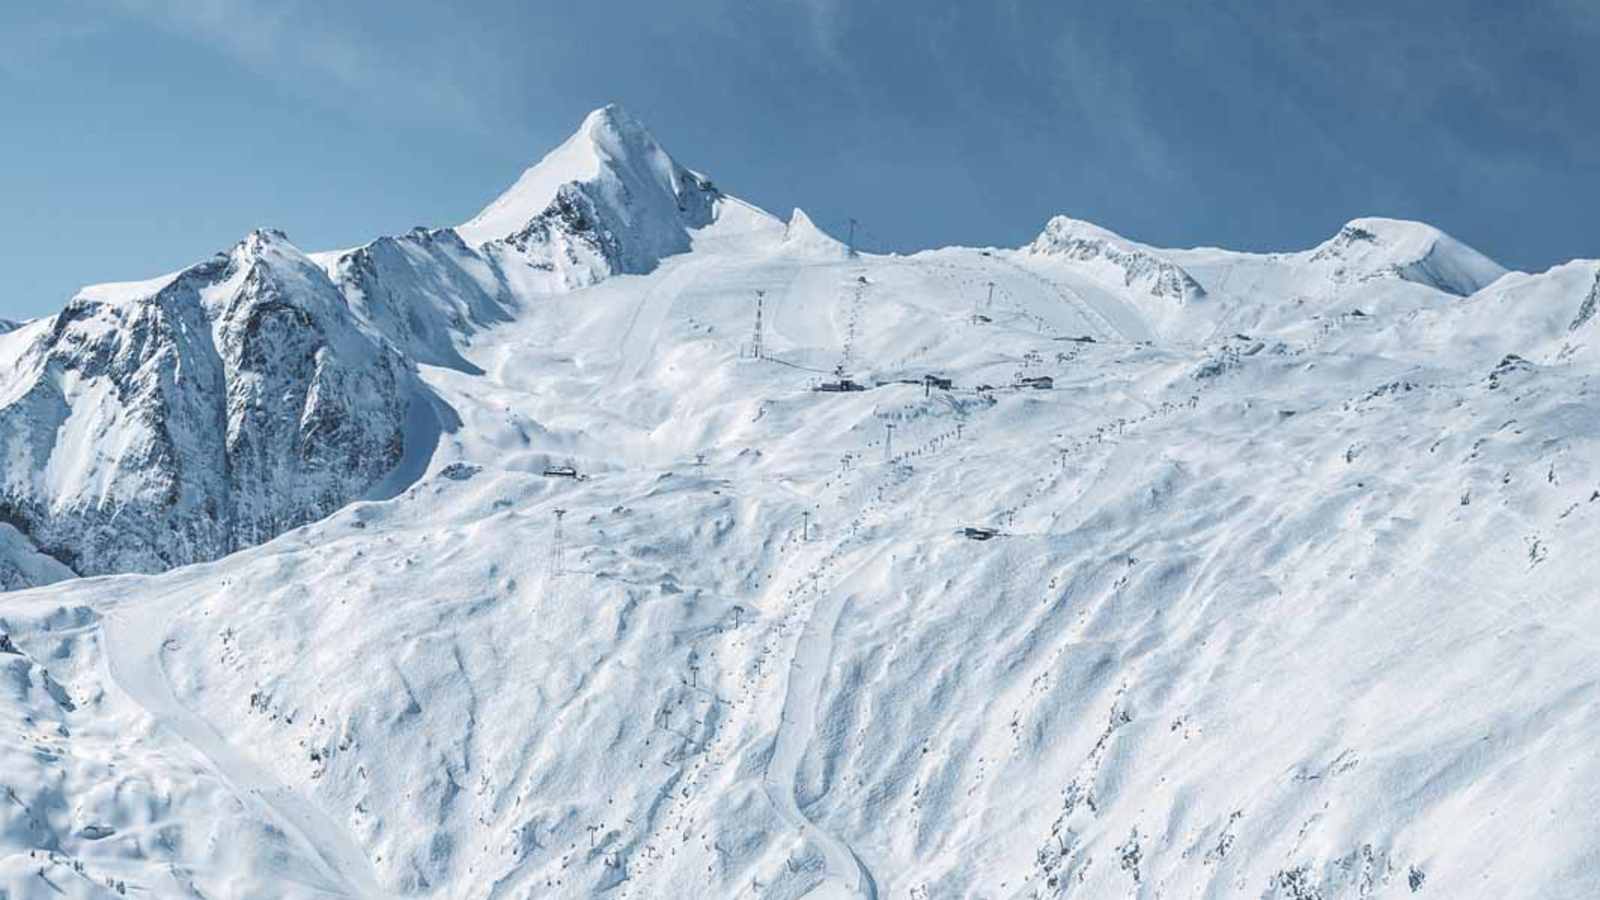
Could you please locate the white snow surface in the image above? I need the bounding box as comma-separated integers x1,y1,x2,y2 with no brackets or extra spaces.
781,209,849,258
456,111,612,247
0,524,73,591
458,103,721,251
3,106,1600,899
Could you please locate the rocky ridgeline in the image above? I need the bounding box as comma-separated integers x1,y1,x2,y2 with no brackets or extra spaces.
0,107,728,586
1028,215,1207,306
0,230,411,577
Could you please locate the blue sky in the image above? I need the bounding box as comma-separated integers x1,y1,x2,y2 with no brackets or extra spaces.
2,0,1597,319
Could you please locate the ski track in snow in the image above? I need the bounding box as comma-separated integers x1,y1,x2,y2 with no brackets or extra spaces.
985,253,1130,343
606,256,720,396
12,108,1600,898
763,580,878,900
100,588,384,899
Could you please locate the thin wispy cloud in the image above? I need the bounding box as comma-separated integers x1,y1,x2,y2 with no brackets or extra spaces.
789,0,853,73
1047,19,1178,183
1230,3,1593,159
110,0,489,130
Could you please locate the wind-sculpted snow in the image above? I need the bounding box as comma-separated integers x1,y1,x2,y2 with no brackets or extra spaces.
1360,259,1600,369
3,105,1600,899
781,209,850,259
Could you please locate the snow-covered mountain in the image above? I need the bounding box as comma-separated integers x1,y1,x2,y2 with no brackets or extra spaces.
0,228,423,578
0,105,722,582
2,105,1600,899
1029,215,1208,307
462,103,722,293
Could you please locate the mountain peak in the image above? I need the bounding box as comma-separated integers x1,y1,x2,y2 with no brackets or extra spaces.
234,227,300,261
457,104,715,250
1309,216,1505,296
1029,214,1207,306
576,102,649,147
781,208,848,256
1032,214,1128,248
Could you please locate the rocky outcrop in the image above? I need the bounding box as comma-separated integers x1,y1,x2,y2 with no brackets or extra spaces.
329,227,511,374
1306,218,1506,297
1029,215,1207,305
462,104,721,292
1568,268,1600,332
0,104,735,589
0,230,413,577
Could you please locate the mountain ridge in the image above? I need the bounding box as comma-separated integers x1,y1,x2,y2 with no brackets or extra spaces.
3,103,1600,898
3,103,1588,591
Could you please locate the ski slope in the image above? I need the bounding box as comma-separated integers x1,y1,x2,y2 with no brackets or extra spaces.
100,584,383,898
3,106,1600,899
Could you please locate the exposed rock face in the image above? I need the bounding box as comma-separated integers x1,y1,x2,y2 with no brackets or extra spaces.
0,230,412,577
0,524,74,591
462,104,721,292
1568,268,1600,332
1305,217,1506,296
328,227,511,374
1029,215,1207,305
0,104,729,589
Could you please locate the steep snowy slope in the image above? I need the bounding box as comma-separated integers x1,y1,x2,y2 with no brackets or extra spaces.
0,524,74,591
0,105,728,589
781,209,851,258
1375,259,1600,367
323,227,511,373
1028,217,1207,307
1161,218,1508,343
461,104,722,294
3,105,1600,900
0,229,420,578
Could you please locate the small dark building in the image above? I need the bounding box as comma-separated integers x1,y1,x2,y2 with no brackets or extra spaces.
1017,376,1054,390
962,526,999,541
924,374,954,391
543,465,580,479
814,379,866,393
